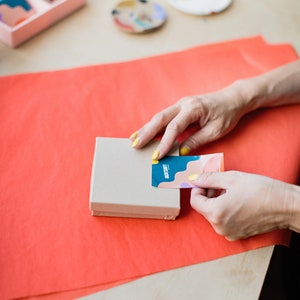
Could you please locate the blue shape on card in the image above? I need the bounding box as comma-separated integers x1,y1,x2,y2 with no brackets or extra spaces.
152,155,200,187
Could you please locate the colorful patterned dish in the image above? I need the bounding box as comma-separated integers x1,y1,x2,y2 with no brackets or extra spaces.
112,0,167,33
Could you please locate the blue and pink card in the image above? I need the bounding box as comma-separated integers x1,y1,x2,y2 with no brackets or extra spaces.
152,153,224,188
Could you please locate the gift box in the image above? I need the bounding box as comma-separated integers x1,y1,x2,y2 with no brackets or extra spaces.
0,0,86,47
90,138,181,220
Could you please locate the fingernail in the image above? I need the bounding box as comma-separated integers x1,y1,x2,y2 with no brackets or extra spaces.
131,137,140,148
152,149,160,160
188,173,199,181
180,146,190,156
129,132,138,140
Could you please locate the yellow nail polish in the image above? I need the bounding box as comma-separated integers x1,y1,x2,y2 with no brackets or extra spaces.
129,132,138,140
188,174,199,181
152,149,160,160
180,146,190,156
131,137,140,148
152,159,159,164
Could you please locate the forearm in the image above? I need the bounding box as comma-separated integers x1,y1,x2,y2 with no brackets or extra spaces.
233,60,300,113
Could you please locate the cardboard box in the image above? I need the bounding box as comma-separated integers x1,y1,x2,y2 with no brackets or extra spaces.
0,0,86,47
89,138,180,220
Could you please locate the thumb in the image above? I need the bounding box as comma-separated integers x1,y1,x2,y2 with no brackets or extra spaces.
189,172,227,190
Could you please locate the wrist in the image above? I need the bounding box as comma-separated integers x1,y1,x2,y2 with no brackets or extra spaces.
230,77,268,114
231,61,300,112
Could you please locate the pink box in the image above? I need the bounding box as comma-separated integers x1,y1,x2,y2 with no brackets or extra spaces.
0,0,86,48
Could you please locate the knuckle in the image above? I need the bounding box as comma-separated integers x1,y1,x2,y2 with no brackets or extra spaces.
209,211,234,238
186,135,200,149
179,96,201,109
209,124,223,138
166,120,181,133
200,123,224,142
188,96,202,107
214,228,227,237
214,226,229,238
152,111,167,126
178,96,191,104
210,212,223,227
209,211,227,232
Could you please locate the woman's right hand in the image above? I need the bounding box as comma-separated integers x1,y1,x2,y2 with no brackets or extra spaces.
189,171,300,240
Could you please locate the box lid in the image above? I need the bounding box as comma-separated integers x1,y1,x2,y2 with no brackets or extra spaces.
89,137,180,220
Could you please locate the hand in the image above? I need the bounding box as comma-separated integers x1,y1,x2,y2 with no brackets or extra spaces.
130,84,248,160
189,171,295,241
130,60,300,160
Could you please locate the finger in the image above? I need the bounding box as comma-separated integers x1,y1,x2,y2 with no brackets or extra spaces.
190,188,231,241
192,187,219,198
225,236,238,242
190,186,209,198
192,186,207,196
180,122,222,153
130,105,179,149
154,110,197,159
190,187,213,217
189,172,229,190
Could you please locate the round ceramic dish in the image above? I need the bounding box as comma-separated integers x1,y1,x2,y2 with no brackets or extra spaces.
167,0,232,15
112,0,167,33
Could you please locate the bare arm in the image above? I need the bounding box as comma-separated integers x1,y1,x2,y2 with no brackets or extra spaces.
237,59,300,112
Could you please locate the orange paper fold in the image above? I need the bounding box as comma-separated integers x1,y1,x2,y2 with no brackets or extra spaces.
0,36,299,299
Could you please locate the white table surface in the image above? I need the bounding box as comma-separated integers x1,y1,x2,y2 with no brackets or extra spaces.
0,0,299,75
1,1,299,299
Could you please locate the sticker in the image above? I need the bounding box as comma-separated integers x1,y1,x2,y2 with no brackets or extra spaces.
167,0,232,16
112,0,167,33
152,153,224,188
